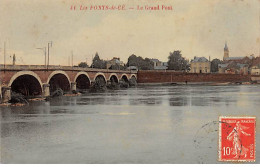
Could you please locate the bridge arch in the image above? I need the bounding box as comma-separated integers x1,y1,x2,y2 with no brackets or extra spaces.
8,71,43,87
129,74,137,87
121,74,129,82
74,72,91,89
47,70,71,93
47,70,71,84
130,74,137,80
8,71,43,96
109,73,119,83
92,72,107,90
93,72,107,83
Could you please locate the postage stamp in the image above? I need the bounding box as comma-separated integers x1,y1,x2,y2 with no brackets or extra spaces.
219,116,256,162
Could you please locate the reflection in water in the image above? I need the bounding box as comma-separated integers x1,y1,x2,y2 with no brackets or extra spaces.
166,85,242,107
130,97,162,105
1,85,260,163
169,97,188,106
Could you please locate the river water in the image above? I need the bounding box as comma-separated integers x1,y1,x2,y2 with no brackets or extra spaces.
1,85,259,163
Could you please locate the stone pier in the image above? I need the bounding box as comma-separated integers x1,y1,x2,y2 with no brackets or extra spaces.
42,83,50,97
1,86,11,103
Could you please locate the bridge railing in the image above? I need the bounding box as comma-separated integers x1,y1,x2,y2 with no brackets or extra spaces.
0,64,137,73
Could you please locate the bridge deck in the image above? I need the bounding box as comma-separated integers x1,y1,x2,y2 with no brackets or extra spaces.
0,64,137,73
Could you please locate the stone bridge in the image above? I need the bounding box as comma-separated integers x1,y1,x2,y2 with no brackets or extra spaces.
0,65,137,103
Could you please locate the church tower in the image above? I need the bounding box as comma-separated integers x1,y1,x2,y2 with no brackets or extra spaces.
223,41,229,60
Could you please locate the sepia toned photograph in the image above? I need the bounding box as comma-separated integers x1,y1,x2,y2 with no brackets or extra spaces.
0,0,259,164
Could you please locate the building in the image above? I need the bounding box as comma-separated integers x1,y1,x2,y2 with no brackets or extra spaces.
219,42,255,74
251,65,260,75
224,56,253,64
190,56,211,73
150,59,168,70
219,62,249,75
223,42,243,61
162,62,168,67
127,66,138,71
226,63,248,74
218,64,228,73
223,41,229,60
223,42,255,62
250,56,260,75
106,57,125,69
150,59,162,67
154,66,168,70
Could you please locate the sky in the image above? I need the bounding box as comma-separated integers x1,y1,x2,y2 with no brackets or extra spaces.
0,0,259,66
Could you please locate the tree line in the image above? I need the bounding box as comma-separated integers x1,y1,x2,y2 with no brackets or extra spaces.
78,51,222,72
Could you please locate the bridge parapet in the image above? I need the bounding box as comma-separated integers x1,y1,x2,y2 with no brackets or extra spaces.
0,64,137,74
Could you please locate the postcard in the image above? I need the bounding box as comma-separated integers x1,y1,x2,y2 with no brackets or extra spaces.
0,0,259,164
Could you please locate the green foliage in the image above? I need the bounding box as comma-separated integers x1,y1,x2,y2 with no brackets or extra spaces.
167,51,188,71
78,62,88,68
109,64,126,70
211,58,222,72
91,52,107,69
126,54,153,70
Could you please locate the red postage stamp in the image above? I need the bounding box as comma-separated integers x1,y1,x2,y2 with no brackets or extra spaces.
219,116,256,162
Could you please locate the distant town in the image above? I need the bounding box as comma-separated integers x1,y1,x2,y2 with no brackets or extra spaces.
75,42,260,75
4,42,260,76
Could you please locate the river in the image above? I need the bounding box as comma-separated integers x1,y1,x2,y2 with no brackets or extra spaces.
1,85,259,163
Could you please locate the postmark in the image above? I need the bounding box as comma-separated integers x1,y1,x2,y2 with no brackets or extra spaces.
193,120,234,163
219,116,256,162
193,121,220,163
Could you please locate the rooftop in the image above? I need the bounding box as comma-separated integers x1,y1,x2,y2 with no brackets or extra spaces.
191,57,209,62
154,66,168,70
150,58,161,62
225,57,244,61
218,64,228,68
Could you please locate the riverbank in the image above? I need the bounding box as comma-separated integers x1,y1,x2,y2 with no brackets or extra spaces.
137,81,258,86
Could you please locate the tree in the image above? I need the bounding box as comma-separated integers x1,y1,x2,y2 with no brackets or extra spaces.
91,52,106,69
126,54,153,70
211,58,222,73
78,62,88,68
109,64,126,70
126,54,138,67
142,58,154,70
167,51,188,71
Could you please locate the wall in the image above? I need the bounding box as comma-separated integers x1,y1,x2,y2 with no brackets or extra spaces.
137,71,251,83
